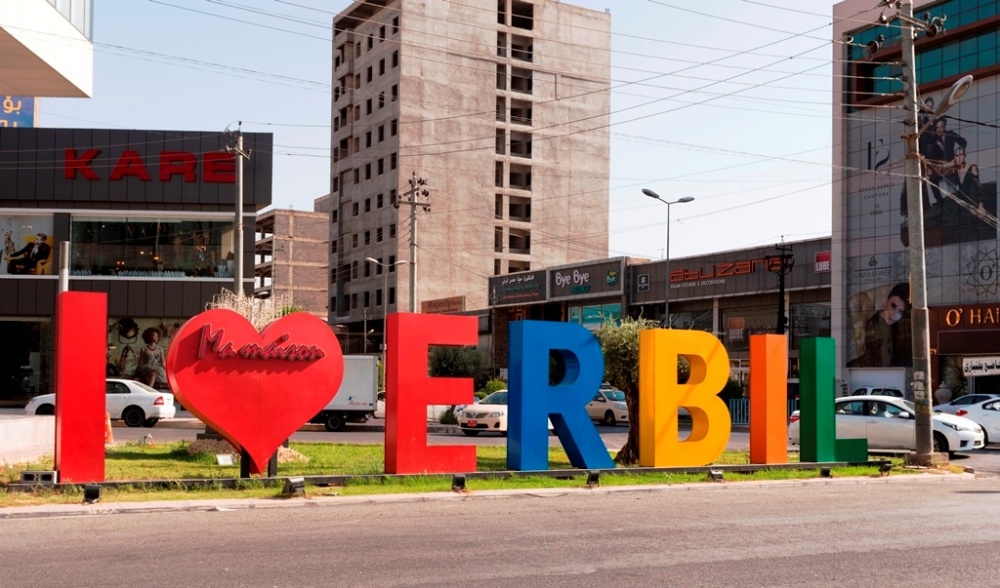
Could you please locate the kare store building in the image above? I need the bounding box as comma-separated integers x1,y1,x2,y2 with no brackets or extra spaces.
0,127,272,406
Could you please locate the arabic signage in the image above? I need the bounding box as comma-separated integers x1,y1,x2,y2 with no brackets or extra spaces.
489,271,546,306
1,96,34,128
548,258,624,301
963,357,1000,377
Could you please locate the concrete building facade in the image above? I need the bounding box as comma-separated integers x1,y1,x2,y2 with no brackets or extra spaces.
833,0,1000,398
324,0,611,353
0,0,93,98
254,208,330,320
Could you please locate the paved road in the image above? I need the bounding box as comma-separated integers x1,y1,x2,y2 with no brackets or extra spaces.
2,476,997,587
113,413,749,452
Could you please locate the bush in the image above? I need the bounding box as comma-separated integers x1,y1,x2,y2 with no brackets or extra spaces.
481,378,507,394
439,408,458,425
719,379,745,401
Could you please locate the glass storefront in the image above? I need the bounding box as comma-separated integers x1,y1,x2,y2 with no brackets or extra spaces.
71,216,234,278
789,303,831,351
0,318,51,405
568,303,622,331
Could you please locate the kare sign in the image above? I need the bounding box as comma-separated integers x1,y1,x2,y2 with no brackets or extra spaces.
64,149,236,183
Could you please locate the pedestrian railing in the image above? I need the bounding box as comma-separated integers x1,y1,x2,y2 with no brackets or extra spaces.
727,398,798,425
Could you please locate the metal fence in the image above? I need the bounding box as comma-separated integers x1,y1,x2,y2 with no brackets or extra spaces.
727,399,799,425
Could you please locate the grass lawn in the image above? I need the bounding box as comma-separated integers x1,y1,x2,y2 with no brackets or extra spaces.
0,441,920,508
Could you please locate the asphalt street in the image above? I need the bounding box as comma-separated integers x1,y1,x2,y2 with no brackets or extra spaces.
2,475,997,587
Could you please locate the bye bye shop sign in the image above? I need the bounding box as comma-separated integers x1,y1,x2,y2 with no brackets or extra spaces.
549,260,623,300
160,307,860,477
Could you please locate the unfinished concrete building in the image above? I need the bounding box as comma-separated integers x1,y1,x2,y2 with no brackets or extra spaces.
323,0,611,351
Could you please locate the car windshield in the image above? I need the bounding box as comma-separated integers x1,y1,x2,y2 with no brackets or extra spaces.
603,389,625,401
480,391,508,405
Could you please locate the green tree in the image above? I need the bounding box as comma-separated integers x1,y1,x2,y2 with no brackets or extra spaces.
428,346,492,390
595,317,690,465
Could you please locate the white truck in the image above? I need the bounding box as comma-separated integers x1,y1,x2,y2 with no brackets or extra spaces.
310,355,379,431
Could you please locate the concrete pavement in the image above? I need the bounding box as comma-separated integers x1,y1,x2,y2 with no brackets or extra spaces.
0,470,976,520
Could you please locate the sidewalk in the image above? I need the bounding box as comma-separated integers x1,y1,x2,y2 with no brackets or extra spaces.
0,471,976,520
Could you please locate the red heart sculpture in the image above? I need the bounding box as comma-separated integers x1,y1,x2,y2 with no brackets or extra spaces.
166,309,344,475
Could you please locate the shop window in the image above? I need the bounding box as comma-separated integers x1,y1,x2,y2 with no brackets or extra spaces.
69,216,234,278
2,214,55,276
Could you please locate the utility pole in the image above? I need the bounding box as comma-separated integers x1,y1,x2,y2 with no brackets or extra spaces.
395,172,429,312
900,2,936,465
226,122,251,297
766,243,794,335
490,286,499,377
873,1,968,464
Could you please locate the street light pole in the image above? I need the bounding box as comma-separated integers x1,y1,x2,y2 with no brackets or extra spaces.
642,189,694,328
895,0,973,464
365,257,407,374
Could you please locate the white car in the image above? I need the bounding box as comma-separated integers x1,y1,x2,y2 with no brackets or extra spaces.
934,394,1000,416
788,395,984,457
587,388,629,426
850,386,904,398
24,378,176,428
456,390,553,437
942,398,1000,445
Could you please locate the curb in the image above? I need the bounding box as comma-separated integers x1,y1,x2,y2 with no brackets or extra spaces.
0,471,978,520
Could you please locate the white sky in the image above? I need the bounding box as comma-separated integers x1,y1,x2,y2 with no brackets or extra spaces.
42,0,839,260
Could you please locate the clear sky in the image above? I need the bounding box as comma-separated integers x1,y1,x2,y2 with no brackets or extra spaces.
42,0,838,260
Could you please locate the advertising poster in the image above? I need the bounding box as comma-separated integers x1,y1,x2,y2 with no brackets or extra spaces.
106,317,187,390
0,215,55,276
844,77,1000,367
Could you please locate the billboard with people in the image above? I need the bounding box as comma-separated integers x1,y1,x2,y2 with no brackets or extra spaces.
844,78,999,368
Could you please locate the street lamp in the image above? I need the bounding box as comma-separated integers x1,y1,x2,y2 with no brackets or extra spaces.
642,189,694,328
898,1,974,464
365,257,407,369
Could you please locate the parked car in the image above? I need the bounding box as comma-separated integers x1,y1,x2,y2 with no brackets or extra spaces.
24,378,176,428
788,395,984,457
933,393,1000,416
851,386,905,398
587,387,629,426
940,398,1000,445
455,390,553,437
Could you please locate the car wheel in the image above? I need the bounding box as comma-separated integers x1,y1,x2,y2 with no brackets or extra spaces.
142,418,159,428
603,411,617,426
980,427,989,446
462,429,480,437
932,432,949,455
36,404,55,415
324,414,346,432
122,407,145,428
